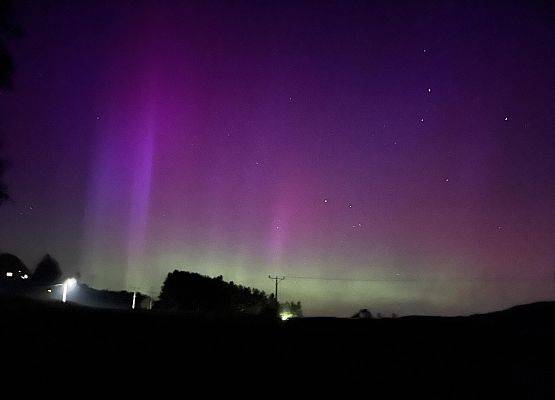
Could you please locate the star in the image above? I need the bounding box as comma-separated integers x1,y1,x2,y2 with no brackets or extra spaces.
504,116,508,121
420,118,425,123
348,203,352,208
444,178,449,182
323,198,328,204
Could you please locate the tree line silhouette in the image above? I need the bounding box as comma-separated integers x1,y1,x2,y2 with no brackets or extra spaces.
157,270,282,318
0,253,303,318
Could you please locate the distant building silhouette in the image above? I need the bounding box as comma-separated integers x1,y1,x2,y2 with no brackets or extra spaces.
0,253,30,282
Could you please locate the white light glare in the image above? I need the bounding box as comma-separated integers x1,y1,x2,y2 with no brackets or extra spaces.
65,278,77,289
6,272,13,277
61,278,77,303
280,312,294,321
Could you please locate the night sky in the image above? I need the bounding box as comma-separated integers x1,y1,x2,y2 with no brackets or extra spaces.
0,1,553,316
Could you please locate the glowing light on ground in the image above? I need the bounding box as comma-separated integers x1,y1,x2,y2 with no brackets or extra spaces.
280,312,294,321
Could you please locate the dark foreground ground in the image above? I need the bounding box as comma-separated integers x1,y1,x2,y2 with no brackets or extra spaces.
1,296,553,398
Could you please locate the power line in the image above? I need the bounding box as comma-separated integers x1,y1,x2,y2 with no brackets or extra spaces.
284,275,551,282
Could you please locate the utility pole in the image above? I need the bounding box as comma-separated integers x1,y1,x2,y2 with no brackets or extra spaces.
268,275,285,303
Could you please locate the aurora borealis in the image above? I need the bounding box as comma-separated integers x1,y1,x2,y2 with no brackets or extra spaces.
0,1,553,316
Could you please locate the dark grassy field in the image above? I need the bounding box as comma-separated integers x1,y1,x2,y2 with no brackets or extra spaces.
1,296,553,397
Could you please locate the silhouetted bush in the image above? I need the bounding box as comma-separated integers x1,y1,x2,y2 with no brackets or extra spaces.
157,270,278,318
352,309,373,319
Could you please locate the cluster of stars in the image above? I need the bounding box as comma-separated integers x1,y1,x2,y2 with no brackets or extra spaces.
94,43,512,273
17,204,35,216
271,198,365,232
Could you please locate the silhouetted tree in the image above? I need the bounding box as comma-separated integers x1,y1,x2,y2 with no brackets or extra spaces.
32,254,62,285
157,270,278,317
